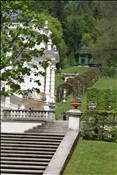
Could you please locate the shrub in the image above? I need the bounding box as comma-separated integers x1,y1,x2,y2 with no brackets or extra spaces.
87,88,117,110
81,110,117,142
100,66,117,77
56,68,101,102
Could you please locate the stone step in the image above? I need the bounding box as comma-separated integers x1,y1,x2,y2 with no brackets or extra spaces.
1,138,62,143
1,121,67,175
25,130,66,133
28,127,67,131
24,121,69,133
1,146,56,151
1,133,64,140
1,157,51,162
28,125,68,129
1,153,53,158
1,164,46,170
1,132,64,136
1,137,63,142
1,140,60,146
1,168,44,174
2,150,55,155
1,143,59,148
30,123,68,128
2,160,49,166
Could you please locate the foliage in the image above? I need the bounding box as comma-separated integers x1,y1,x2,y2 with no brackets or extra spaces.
87,88,117,110
36,13,67,57
81,110,117,142
100,66,117,77
47,0,66,28
93,77,117,90
48,1,117,68
55,66,90,89
1,1,49,96
89,1,117,66
56,68,100,102
64,14,86,53
64,1,97,56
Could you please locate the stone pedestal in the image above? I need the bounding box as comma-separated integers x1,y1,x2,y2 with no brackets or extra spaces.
48,103,55,121
67,109,82,131
48,109,55,121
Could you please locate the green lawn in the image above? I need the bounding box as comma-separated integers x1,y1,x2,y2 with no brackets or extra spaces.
55,77,117,119
55,66,90,119
63,139,117,175
93,77,117,89
55,66,90,89
60,66,90,74
55,70,117,175
55,68,117,174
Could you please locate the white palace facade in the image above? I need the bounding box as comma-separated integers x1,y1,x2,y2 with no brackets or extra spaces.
1,20,59,116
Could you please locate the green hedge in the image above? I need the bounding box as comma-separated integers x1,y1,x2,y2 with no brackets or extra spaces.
100,66,117,77
56,68,100,102
87,88,117,110
81,110,117,142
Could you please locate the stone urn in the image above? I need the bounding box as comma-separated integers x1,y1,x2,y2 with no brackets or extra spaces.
70,96,82,110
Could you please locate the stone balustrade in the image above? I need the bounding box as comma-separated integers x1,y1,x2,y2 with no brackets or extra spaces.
3,109,54,121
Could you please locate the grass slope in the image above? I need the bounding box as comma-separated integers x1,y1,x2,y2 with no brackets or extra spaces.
93,77,117,89
55,68,117,175
55,76,117,119
63,139,117,175
55,66,90,119
55,66,90,89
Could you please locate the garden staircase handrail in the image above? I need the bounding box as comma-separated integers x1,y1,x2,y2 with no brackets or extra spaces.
3,109,55,121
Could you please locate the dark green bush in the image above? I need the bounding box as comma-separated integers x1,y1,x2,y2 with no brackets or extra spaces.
56,68,101,102
81,110,117,142
100,66,117,77
87,88,117,110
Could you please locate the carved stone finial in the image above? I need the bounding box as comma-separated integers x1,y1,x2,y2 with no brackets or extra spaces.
44,20,48,29
53,45,57,51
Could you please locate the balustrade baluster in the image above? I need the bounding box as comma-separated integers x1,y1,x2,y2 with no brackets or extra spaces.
34,111,36,117
9,111,11,118
43,111,46,119
46,111,48,119
22,110,24,118
17,110,20,118
19,110,21,118
14,110,16,118
3,109,50,120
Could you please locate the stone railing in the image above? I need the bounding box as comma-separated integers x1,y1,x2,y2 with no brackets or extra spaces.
3,109,55,121
63,72,78,76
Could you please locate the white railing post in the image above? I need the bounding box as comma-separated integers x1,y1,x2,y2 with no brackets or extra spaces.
67,109,82,131
67,97,82,131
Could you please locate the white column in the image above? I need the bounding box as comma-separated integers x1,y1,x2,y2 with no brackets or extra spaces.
50,65,56,103
36,66,45,92
62,77,67,103
45,65,51,102
47,39,52,51
4,96,10,109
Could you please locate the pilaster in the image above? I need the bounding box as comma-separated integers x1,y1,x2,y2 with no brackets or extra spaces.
50,65,56,103
45,65,51,102
4,96,10,109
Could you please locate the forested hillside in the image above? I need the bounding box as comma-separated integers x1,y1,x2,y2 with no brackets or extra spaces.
36,1,117,68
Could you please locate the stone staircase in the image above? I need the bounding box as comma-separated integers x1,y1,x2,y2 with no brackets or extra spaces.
1,121,68,175
25,121,69,134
